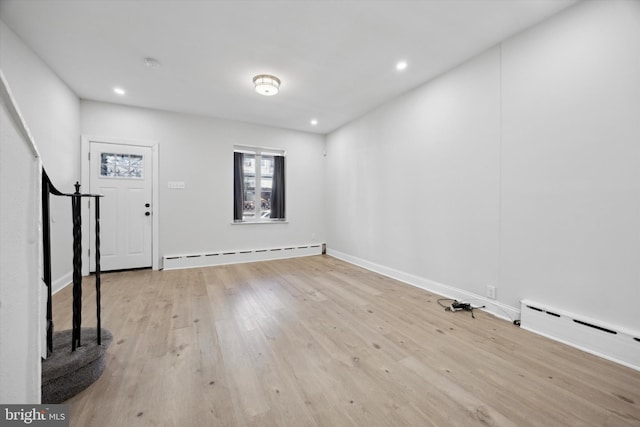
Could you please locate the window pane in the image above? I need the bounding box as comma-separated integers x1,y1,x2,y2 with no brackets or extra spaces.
260,155,274,218
242,154,256,218
115,154,128,176
233,148,284,222
101,153,116,176
100,153,143,178
243,156,255,175
129,155,143,177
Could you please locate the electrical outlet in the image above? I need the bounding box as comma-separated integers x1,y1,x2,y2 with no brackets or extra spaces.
486,285,497,300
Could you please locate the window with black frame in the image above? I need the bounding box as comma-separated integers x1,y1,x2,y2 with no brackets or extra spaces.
234,147,285,222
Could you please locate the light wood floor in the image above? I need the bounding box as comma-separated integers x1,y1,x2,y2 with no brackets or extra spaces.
52,255,640,427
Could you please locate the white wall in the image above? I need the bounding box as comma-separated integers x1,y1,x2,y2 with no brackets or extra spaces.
0,20,81,290
325,0,640,332
326,47,501,298
81,101,326,259
499,0,640,328
0,20,80,403
0,72,42,403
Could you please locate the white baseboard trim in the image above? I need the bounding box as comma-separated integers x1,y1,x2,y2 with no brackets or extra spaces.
163,244,324,270
327,249,520,323
52,271,72,295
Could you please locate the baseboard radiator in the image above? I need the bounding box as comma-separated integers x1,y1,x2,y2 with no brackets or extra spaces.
520,299,640,371
162,244,324,270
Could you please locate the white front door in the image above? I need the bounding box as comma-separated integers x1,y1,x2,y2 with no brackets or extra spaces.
89,142,153,271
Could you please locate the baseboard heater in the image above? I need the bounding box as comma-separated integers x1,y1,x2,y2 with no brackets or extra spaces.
162,244,324,270
520,299,640,371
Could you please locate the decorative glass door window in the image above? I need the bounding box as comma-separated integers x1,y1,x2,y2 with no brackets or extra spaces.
100,153,144,178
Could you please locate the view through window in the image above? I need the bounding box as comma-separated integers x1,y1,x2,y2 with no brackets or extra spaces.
234,147,285,222
241,153,275,219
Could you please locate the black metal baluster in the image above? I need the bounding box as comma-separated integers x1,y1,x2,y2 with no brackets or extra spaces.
94,196,101,345
71,182,83,351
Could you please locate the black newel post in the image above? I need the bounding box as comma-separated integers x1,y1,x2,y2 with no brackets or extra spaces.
71,181,83,351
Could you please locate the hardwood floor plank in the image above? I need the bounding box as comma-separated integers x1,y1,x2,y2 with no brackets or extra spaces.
51,256,640,426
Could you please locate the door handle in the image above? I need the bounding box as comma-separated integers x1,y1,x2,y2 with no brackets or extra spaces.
145,212,151,216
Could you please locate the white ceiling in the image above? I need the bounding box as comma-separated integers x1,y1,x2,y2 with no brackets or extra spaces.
0,0,577,134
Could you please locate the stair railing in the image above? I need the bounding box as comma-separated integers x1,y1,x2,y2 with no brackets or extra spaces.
42,169,103,355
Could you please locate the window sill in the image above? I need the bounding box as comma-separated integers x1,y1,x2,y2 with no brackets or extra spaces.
231,219,288,225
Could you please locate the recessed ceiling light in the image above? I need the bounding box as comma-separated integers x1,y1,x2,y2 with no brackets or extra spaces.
113,87,126,95
253,74,281,96
396,61,408,71
310,119,318,126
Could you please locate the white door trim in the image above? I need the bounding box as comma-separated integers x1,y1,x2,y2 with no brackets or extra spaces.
81,135,159,275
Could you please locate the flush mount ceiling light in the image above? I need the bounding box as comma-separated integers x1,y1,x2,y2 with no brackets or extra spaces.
113,87,126,95
253,74,281,96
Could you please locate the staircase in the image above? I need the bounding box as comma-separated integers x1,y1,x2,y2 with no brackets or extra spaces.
41,170,112,403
